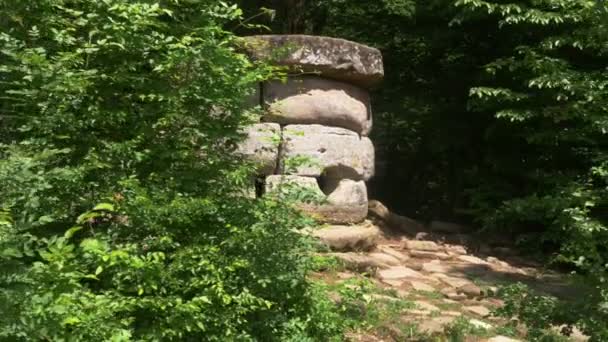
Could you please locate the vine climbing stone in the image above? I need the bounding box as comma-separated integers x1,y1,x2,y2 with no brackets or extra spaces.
239,35,384,225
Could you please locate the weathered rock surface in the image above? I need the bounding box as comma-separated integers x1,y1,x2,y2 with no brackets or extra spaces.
265,176,368,224
313,223,381,251
243,35,384,88
282,124,374,180
325,178,368,207
299,202,368,224
330,253,392,271
403,240,442,252
410,280,436,292
264,77,372,135
378,266,424,280
237,123,280,175
466,305,491,317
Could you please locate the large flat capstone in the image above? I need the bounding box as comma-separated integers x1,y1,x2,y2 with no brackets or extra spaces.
264,77,372,135
281,124,374,181
243,35,384,88
236,123,280,175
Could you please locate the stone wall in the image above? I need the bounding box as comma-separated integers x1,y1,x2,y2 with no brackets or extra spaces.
238,35,384,224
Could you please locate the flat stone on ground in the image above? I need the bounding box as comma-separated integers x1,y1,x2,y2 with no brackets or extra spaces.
410,250,452,260
435,274,472,288
458,255,490,265
378,266,424,281
377,245,409,262
458,283,483,298
313,224,380,251
465,305,491,317
403,240,442,252
410,281,436,292
445,245,468,255
367,252,402,267
330,253,390,271
422,260,451,274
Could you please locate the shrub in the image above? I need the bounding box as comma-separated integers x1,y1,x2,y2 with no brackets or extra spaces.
0,0,339,340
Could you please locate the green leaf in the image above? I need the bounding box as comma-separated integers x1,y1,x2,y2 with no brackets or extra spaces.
92,203,115,212
64,226,83,239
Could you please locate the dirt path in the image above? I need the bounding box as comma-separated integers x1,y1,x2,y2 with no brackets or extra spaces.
312,217,587,341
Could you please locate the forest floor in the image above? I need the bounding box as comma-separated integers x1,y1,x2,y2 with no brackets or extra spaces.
310,214,589,341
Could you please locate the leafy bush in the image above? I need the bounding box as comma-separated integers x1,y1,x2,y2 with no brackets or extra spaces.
452,1,608,339
0,0,341,340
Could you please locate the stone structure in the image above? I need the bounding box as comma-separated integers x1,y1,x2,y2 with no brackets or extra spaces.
238,35,384,224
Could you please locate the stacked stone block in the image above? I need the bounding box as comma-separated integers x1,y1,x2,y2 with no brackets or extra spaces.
238,35,384,224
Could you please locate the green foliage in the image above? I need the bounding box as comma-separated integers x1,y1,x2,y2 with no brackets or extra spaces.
265,176,327,205
442,316,492,341
495,283,605,341
0,0,341,340
453,1,608,339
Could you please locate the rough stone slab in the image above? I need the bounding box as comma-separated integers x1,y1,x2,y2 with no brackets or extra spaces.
266,176,368,224
378,266,424,280
403,240,442,252
422,260,450,274
410,281,436,292
313,224,380,251
435,274,472,289
282,124,374,180
445,245,468,255
302,178,368,224
243,35,384,88
264,77,372,135
237,123,280,175
299,202,368,224
330,252,392,271
377,246,410,263
325,178,368,207
368,200,424,233
458,255,490,265
458,283,483,298
367,252,402,267
465,305,491,317
411,250,452,260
